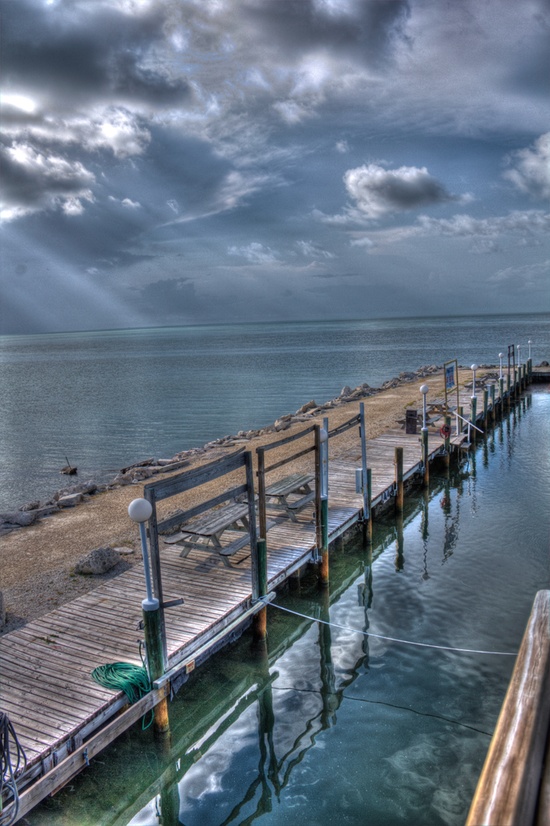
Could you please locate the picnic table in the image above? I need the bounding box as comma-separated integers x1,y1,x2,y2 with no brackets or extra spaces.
162,501,251,566
264,472,315,521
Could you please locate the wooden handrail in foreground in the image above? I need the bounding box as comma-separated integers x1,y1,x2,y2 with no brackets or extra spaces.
466,589,550,826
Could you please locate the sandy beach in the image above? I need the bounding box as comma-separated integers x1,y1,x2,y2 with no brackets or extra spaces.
0,368,478,633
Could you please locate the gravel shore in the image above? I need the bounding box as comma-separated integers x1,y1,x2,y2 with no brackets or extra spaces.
0,368,467,634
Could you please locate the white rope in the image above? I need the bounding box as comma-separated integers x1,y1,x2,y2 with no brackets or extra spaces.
261,599,517,657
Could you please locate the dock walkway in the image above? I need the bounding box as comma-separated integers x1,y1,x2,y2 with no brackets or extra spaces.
0,367,531,822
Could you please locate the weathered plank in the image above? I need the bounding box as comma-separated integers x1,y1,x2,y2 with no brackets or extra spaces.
466,590,550,826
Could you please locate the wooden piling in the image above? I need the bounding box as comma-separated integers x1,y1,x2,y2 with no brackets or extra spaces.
444,415,451,467
470,396,477,444
395,446,404,512
365,467,373,543
142,605,170,738
421,427,429,487
253,538,268,643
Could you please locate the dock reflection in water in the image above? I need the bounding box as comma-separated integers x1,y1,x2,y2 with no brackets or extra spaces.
30,391,549,826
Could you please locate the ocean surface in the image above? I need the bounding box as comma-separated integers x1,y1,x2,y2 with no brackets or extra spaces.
28,389,550,825
0,313,548,512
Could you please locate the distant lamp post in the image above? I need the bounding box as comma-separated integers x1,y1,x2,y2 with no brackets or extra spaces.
471,364,478,397
528,340,532,360
498,353,504,381
128,498,157,610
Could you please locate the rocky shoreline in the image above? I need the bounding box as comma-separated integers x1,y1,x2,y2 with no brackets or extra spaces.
0,364,447,538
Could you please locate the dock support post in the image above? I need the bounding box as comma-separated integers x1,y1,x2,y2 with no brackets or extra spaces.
395,447,404,512
315,424,329,587
444,415,451,467
142,603,170,737
365,468,373,543
253,538,268,644
490,384,496,423
499,378,504,417
483,387,489,430
422,428,429,486
470,396,477,445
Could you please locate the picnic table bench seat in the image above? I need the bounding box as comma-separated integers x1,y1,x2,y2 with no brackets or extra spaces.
264,472,315,521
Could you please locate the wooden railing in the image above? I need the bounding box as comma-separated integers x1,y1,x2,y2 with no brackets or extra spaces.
466,590,550,826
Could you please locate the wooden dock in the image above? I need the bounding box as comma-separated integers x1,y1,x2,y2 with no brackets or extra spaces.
0,362,537,823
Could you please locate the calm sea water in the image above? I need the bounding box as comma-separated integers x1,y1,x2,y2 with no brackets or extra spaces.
0,313,548,511
28,389,550,825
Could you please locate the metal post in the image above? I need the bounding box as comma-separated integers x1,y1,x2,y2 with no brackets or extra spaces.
128,499,170,739
359,403,369,522
499,353,504,381
471,364,478,444
420,384,429,487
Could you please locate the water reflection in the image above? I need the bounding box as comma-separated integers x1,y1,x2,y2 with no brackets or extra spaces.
29,391,550,826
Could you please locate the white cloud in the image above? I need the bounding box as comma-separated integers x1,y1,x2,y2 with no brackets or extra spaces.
296,240,335,258
227,242,279,264
344,163,454,219
504,133,550,200
489,260,550,285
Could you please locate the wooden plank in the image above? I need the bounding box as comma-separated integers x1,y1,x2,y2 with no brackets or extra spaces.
466,590,550,826
14,684,170,822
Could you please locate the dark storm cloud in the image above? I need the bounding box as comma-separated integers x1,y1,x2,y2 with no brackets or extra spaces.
3,0,191,108
343,163,456,220
242,0,410,65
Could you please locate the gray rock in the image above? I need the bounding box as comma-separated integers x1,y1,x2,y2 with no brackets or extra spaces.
296,400,317,414
339,386,352,398
274,418,290,432
0,510,37,527
75,546,120,575
58,493,83,508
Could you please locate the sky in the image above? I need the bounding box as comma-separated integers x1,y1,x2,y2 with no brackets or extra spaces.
1,0,549,335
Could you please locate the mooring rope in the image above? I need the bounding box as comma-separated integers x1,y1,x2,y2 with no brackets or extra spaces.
91,663,154,729
261,599,518,656
0,711,27,826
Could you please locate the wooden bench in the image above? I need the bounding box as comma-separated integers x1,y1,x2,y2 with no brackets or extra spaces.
161,502,251,566
265,473,315,521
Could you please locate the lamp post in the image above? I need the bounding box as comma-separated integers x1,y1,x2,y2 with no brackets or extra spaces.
528,340,532,360
420,384,429,486
128,498,170,738
499,353,504,381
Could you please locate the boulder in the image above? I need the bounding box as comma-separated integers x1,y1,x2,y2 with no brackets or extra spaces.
296,400,317,415
58,493,83,508
0,510,38,527
75,546,120,576
339,386,352,398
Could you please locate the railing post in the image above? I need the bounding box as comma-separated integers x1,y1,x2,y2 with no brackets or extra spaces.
444,415,451,467
420,384,429,487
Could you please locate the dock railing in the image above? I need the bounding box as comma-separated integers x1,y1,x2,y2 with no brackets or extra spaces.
466,589,550,826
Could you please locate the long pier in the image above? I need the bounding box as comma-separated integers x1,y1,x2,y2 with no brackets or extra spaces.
0,360,541,823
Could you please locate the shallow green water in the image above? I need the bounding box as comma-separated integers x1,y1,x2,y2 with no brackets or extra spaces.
29,390,550,826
